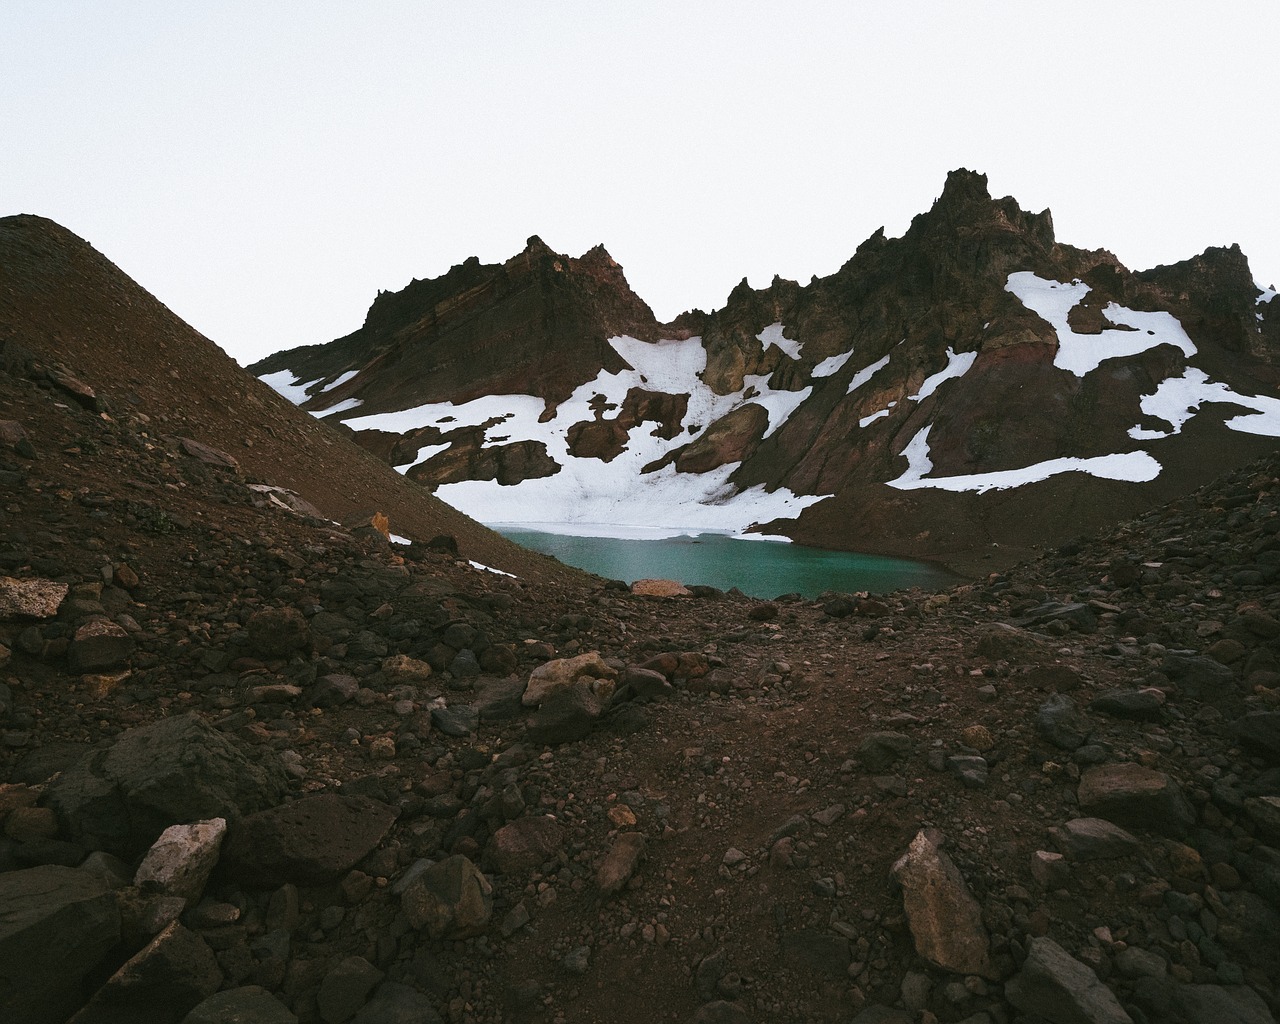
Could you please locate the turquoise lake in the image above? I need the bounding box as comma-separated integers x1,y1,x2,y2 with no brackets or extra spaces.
497,529,957,599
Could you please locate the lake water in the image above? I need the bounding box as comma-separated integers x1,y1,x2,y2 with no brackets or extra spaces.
498,528,957,599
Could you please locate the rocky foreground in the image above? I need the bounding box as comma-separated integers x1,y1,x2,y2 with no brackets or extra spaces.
3,342,1280,1024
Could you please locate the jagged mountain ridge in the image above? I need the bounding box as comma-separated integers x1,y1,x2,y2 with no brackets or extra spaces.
252,170,1280,569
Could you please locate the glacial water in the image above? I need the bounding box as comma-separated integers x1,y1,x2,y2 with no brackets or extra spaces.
497,528,956,600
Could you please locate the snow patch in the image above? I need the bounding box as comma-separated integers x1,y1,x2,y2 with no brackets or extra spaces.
320,370,359,393
908,348,977,402
888,425,1161,494
259,369,320,404
757,322,804,360
1258,287,1277,305
395,443,452,474
389,533,411,545
811,351,853,378
859,402,895,428
1128,367,1280,439
1005,272,1196,376
847,353,891,395
311,397,364,418
469,560,517,578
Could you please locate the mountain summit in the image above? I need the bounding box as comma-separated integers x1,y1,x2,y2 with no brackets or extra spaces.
253,171,1280,569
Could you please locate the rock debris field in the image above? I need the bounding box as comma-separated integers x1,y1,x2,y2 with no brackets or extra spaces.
3,343,1280,1024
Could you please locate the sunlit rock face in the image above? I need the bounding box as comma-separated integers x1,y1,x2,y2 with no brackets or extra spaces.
253,169,1280,563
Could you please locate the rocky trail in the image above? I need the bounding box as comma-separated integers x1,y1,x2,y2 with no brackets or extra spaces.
3,334,1280,1024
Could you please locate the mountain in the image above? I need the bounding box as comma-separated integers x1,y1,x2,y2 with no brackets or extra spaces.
0,214,582,586
3,210,1280,1023
252,170,1280,570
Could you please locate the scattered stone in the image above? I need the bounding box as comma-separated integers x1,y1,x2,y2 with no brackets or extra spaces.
1005,935,1133,1024
399,855,493,939
858,731,913,771
182,986,298,1024
1036,693,1090,750
245,606,310,659
947,754,989,788
1077,763,1195,837
45,713,290,859
1089,689,1164,721
0,865,121,1024
317,956,384,1024
134,818,228,902
597,832,646,894
629,579,691,598
486,816,565,874
0,576,67,619
68,619,134,672
1161,651,1237,698
221,795,397,887
526,679,608,745
891,830,995,978
523,651,618,707
1048,817,1142,861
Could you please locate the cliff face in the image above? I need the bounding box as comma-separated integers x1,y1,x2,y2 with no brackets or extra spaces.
253,170,1280,566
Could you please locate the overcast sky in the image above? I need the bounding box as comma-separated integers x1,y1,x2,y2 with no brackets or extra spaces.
5,2,1276,366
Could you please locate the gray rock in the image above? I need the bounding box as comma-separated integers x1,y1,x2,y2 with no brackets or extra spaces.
308,674,359,708
526,679,606,745
1005,936,1132,1024
45,712,290,858
350,982,443,1024
1077,763,1195,837
946,754,989,788
0,865,121,1024
485,815,565,874
1113,945,1167,979
1162,651,1237,698
1168,983,1276,1024
71,920,222,1023
245,606,310,659
182,986,298,1024
890,830,995,978
317,956,384,1024
1233,712,1280,763
1089,689,1163,721
68,619,134,672
399,855,492,939
430,703,478,737
857,731,912,771
221,794,397,887
1037,694,1090,751
1048,817,1142,861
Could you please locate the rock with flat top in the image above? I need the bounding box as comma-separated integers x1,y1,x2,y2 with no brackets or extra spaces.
523,651,617,707
630,579,692,598
0,576,67,619
1077,763,1195,837
134,818,227,902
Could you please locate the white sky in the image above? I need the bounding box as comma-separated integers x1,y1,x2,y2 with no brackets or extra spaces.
4,2,1276,366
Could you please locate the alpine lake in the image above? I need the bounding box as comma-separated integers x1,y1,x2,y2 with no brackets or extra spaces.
497,528,958,600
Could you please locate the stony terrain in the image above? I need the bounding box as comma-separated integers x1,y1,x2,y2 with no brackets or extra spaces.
3,281,1280,1024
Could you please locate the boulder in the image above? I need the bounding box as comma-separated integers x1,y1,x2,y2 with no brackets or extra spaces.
350,982,444,1024
245,606,310,659
68,619,135,672
399,855,493,939
0,576,67,619
629,579,692,598
69,920,222,1024
1005,936,1133,1024
526,679,609,745
134,818,227,902
1036,693,1090,750
1048,818,1143,861
317,956,384,1024
1162,651,1237,698
1233,712,1280,763
857,731,913,771
0,865,121,1024
890,830,995,978
45,713,290,859
486,816,565,874
182,986,298,1024
522,651,617,707
1077,763,1195,837
221,794,397,888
